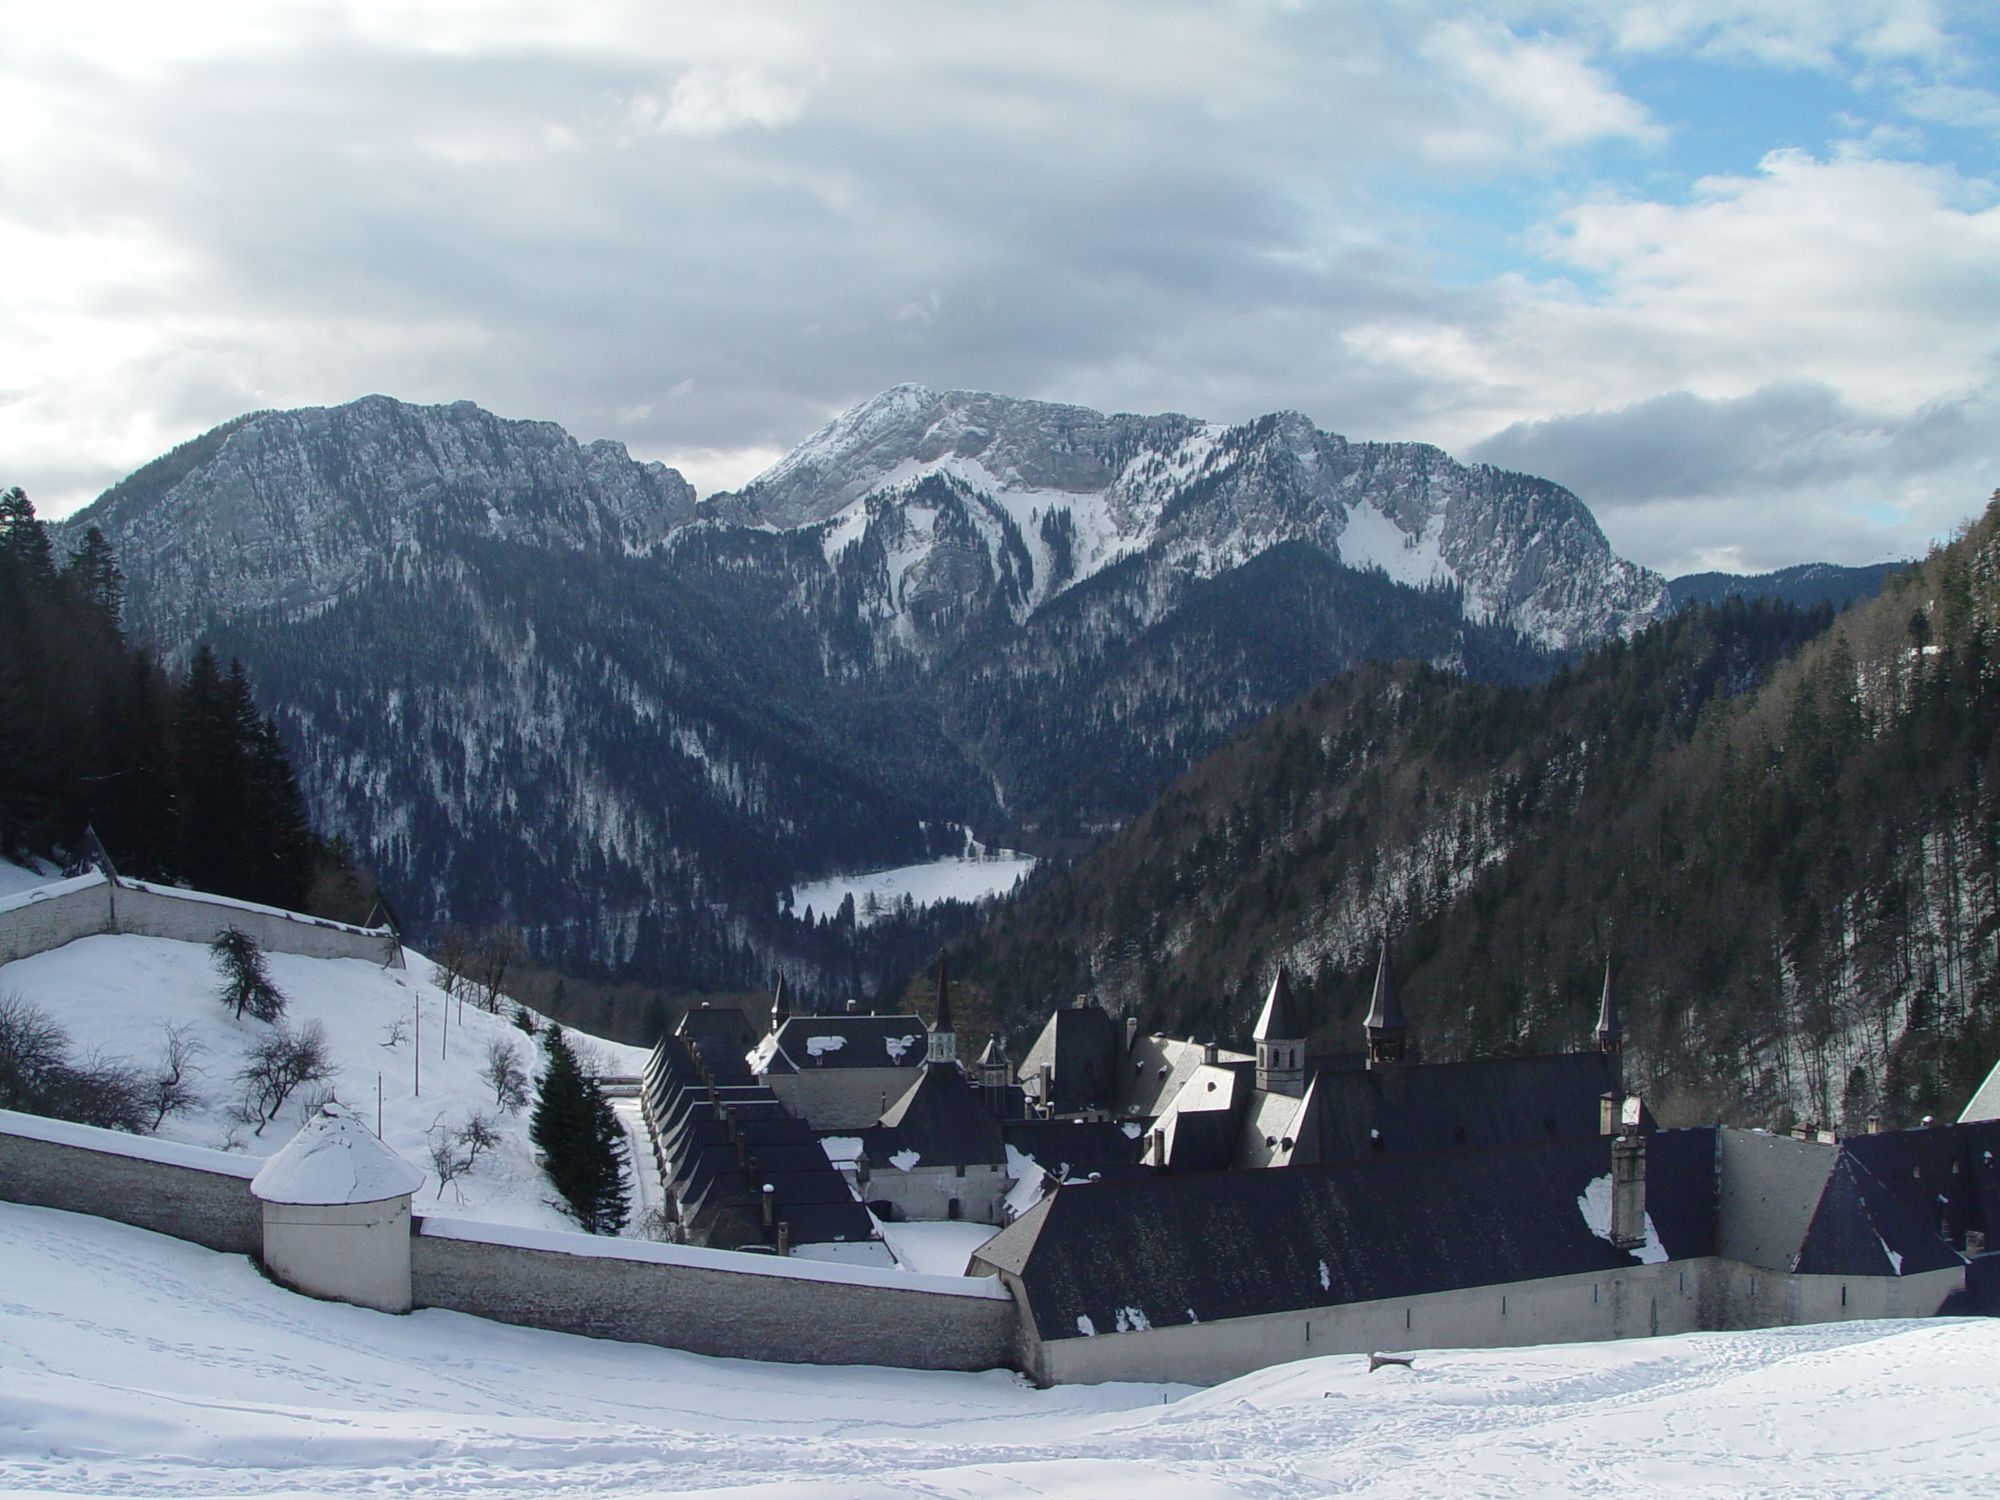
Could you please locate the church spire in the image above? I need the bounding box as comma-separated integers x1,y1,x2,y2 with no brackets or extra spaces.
1253,967,1306,1097
928,954,958,1067
1363,943,1407,1068
771,974,791,1031
1595,955,1621,1057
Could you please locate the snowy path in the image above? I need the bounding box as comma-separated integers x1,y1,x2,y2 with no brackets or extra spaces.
3,1202,1998,1497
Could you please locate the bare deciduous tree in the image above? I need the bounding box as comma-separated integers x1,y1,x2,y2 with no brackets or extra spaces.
481,1036,531,1112
234,1020,334,1134
147,1023,205,1130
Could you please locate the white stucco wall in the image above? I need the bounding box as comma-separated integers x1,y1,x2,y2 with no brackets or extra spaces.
0,872,401,969
1020,1253,1970,1387
261,1196,415,1314
863,1162,1010,1225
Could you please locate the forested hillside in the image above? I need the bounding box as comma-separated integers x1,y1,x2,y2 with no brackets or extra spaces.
956,495,2000,1129
0,488,351,917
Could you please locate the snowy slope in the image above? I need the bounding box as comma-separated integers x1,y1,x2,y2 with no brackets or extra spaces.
0,929,648,1232
3,1200,1996,1496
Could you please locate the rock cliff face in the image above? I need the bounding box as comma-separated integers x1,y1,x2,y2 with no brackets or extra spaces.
81,396,695,646
722,387,1665,652
68,388,1663,988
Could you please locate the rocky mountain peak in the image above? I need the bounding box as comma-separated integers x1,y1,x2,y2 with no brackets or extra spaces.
64,395,696,644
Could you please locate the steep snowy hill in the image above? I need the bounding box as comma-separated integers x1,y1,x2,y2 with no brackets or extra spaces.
0,923,649,1229
2,1198,1995,1495
64,389,1663,991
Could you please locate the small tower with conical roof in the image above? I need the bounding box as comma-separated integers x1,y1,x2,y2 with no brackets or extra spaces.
927,954,958,1067
1595,955,1621,1058
1363,944,1407,1069
1253,966,1307,1098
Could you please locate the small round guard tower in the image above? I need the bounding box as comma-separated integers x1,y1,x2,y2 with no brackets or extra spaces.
250,1102,424,1313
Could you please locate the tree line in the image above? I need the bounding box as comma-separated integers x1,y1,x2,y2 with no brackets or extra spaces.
0,487,340,914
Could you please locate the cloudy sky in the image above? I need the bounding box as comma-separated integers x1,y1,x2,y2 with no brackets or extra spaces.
5,1,1997,574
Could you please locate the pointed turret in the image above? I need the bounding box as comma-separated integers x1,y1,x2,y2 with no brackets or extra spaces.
1363,944,1407,1068
1253,966,1306,1098
771,974,791,1032
927,954,958,1067
1595,955,1621,1057
977,1031,1010,1113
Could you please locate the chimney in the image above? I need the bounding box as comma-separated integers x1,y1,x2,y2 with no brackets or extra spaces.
1202,1039,1219,1066
1152,1127,1166,1166
760,1182,774,1227
1600,1092,1619,1136
1791,1121,1813,1142
854,1151,871,1189
1039,1062,1055,1115
1610,1134,1647,1250
1869,1115,1884,1134
1074,992,1089,1009
776,1221,790,1257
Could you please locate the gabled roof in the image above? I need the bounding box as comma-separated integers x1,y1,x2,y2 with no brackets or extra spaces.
1287,1051,1621,1165
972,1133,1713,1342
764,1015,928,1072
1002,1118,1149,1179
1117,1034,1248,1120
1808,1120,2000,1271
676,1005,760,1077
866,1064,1006,1167
1252,968,1302,1042
1018,1005,1123,1115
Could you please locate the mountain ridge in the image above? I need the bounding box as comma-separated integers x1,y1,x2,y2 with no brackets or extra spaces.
60,387,1669,993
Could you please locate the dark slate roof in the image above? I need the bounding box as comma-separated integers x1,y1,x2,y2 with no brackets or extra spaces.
675,1006,760,1079
1289,1051,1622,1165
1252,968,1303,1042
642,1033,876,1251
768,1015,928,1072
1795,1120,2000,1275
867,1064,1006,1167
1020,1005,1123,1115
1362,946,1406,1034
972,1134,1709,1342
1003,1118,1149,1179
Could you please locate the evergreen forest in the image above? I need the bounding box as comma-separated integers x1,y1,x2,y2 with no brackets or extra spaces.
0,487,339,916
951,494,2000,1130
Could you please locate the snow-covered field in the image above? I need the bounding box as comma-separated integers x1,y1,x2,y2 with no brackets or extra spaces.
0,926,648,1233
786,851,1037,928
3,1201,1996,1497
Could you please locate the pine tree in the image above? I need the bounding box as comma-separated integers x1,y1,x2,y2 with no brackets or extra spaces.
529,1026,629,1233
210,927,287,1022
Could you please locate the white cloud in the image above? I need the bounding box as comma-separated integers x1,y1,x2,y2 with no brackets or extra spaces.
1420,20,1663,162
616,66,816,141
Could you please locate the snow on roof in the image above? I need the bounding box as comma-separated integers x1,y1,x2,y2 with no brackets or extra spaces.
251,1103,425,1206
417,1215,1011,1299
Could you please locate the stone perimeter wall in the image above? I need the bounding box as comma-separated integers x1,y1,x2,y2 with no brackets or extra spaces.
413,1224,1017,1371
0,1110,1019,1374
0,872,403,968
0,1113,263,1256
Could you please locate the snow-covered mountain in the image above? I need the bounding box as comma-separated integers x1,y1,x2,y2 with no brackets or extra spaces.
80,395,695,648
721,385,1664,652
65,388,1664,988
